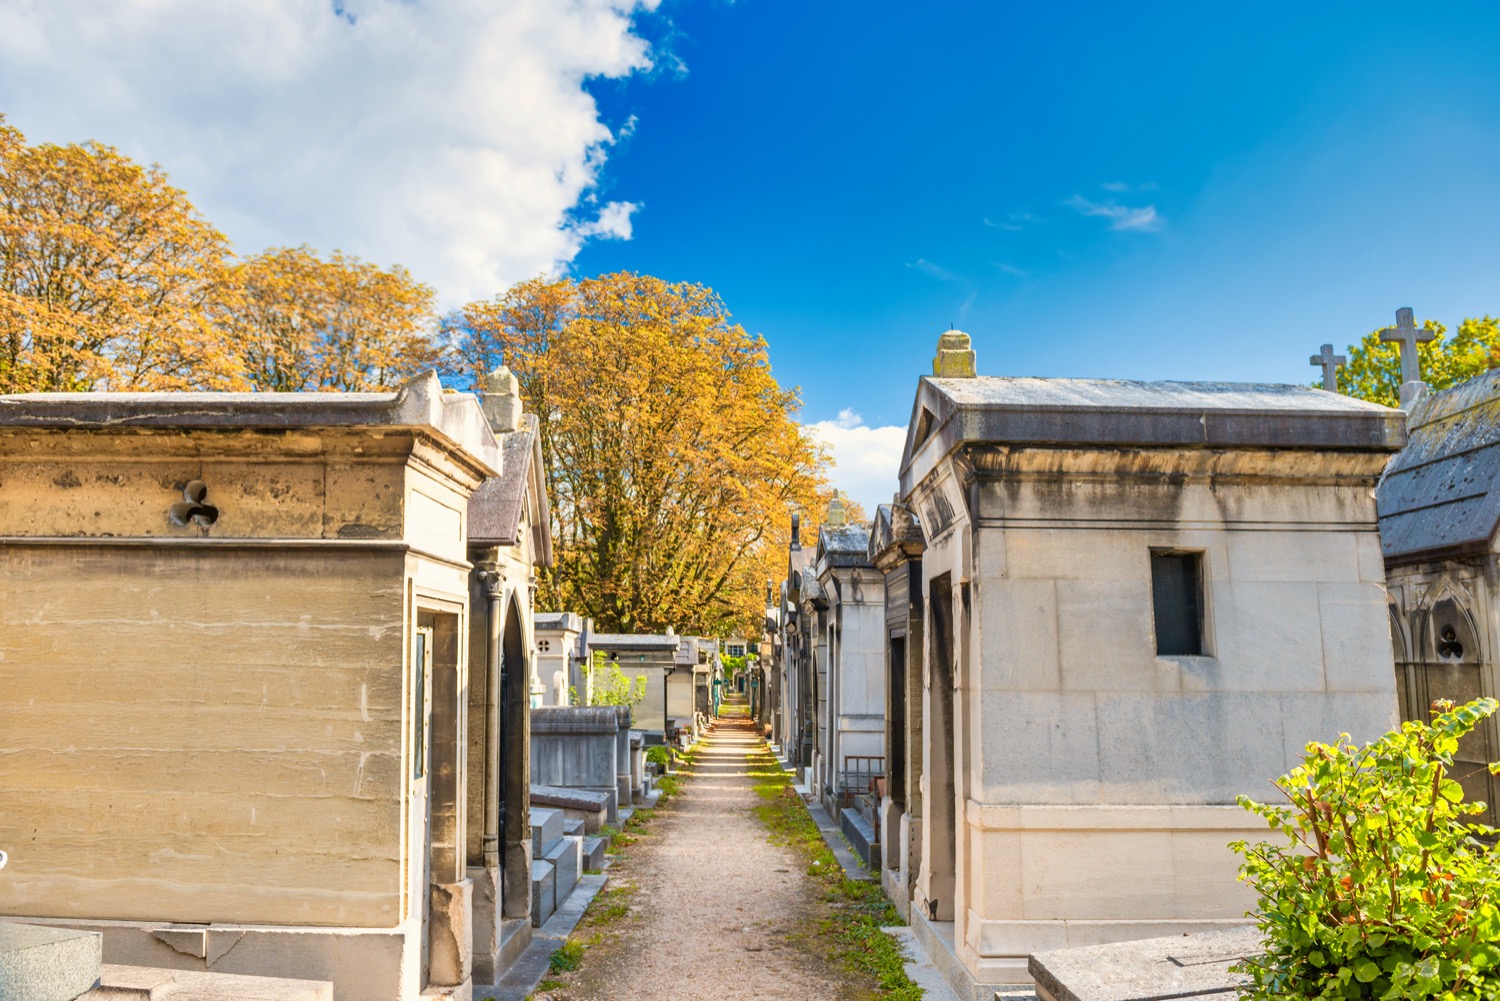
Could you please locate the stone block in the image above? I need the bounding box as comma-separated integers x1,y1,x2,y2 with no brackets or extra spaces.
562,818,584,838
1029,925,1260,1001
530,783,612,831
580,836,607,871
544,837,582,907
530,860,556,928
839,809,880,870
530,806,564,858
0,921,101,1001
83,963,332,1000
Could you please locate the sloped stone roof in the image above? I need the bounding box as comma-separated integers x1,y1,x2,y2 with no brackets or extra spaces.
1378,370,1500,562
900,375,1406,498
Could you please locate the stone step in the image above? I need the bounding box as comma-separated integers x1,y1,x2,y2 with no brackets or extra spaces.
529,806,565,858
83,964,332,1000
544,837,582,907
0,921,101,1001
530,860,556,928
580,836,607,872
562,817,584,837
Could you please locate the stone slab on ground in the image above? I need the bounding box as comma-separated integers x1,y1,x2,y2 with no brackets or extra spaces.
530,785,611,833
1029,926,1260,1001
882,925,964,1001
82,964,333,1000
803,799,874,882
530,860,557,928
530,806,565,857
0,920,101,1001
909,910,1029,1001
474,874,608,1001
544,836,582,906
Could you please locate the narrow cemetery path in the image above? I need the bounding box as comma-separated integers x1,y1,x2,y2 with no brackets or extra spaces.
536,704,868,1001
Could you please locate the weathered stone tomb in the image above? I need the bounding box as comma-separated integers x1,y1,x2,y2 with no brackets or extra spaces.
0,371,550,1000
893,331,1405,994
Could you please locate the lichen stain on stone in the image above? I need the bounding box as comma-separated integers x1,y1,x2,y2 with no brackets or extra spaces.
53,470,81,488
337,523,390,539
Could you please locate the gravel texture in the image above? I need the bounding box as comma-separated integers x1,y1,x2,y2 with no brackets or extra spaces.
539,710,866,1001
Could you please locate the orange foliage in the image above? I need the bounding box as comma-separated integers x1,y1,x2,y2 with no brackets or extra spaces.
453,273,831,634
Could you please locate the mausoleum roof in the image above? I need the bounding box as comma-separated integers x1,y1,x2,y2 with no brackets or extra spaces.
1378,370,1500,562
534,611,584,633
0,371,503,475
588,633,681,651
901,375,1405,496
468,412,551,564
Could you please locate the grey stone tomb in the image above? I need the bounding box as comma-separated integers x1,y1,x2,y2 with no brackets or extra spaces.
530,706,621,822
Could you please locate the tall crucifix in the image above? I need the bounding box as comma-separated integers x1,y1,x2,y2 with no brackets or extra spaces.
1309,343,1346,393
1379,307,1434,408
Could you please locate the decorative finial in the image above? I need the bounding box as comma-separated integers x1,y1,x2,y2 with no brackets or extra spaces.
790,511,801,548
480,365,524,432
1378,308,1435,409
825,489,847,528
932,329,976,378
1309,344,1346,393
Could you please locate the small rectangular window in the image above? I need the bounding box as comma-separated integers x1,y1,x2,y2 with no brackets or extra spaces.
1151,551,1205,656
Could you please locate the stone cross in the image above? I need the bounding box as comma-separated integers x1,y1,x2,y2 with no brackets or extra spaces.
1309,343,1346,393
1379,307,1434,403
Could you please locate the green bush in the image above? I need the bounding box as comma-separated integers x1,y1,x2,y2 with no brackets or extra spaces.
1231,698,1500,999
645,745,669,765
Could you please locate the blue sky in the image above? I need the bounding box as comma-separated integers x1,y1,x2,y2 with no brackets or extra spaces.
3,1,1498,509
570,0,1500,503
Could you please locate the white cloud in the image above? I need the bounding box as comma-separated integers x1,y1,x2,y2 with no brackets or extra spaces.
905,257,963,283
806,414,908,517
1066,195,1165,232
0,0,660,303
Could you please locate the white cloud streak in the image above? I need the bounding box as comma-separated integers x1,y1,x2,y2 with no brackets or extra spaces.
1066,195,1165,232
806,413,907,516
0,0,660,303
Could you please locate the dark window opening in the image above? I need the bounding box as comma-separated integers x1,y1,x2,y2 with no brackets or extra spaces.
1151,551,1205,656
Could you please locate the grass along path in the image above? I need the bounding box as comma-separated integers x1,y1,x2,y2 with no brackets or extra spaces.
745,742,922,1001
526,705,897,1000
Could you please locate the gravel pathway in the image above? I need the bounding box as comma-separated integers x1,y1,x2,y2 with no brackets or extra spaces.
540,709,865,1001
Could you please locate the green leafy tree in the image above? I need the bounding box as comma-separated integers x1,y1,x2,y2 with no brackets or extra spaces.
572,651,648,708
1231,698,1500,999
1341,316,1500,407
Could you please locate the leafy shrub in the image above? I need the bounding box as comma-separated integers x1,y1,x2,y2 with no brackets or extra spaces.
645,745,670,765
1231,698,1500,999
569,651,648,708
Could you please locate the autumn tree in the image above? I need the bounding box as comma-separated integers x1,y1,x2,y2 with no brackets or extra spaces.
451,273,831,635
0,115,241,391
1340,315,1500,407
227,245,441,391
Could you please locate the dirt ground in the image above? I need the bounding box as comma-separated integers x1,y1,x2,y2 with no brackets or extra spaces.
538,710,867,1001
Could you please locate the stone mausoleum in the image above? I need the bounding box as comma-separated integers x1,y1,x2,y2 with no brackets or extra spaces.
0,371,549,1001
892,331,1406,996
1377,368,1500,825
